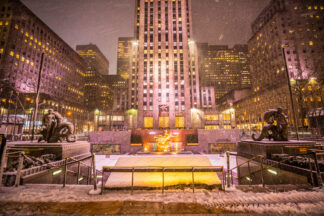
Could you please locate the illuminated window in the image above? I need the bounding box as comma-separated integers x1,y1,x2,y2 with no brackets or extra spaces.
159,117,169,128
144,117,153,128
205,125,219,130
223,114,231,121
205,115,218,121
309,41,313,46
175,116,184,128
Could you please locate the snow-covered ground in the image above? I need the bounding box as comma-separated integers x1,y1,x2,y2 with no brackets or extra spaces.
0,184,324,215
1,154,322,215
95,153,237,171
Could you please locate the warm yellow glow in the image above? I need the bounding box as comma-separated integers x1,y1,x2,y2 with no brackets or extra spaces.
154,130,176,152
205,125,219,130
144,117,153,128
205,115,218,121
175,116,184,128
159,117,169,128
105,156,221,188
223,114,231,121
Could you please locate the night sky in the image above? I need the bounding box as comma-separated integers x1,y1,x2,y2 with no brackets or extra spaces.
21,0,270,75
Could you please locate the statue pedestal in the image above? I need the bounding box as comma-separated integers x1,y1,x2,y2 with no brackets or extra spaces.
8,141,90,160
237,140,316,159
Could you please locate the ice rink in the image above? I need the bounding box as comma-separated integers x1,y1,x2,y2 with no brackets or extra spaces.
95,154,237,189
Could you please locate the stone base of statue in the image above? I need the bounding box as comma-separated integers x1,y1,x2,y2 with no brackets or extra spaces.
237,140,317,159
8,141,90,160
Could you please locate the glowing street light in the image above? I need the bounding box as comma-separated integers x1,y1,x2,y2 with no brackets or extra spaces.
188,39,195,45
132,40,138,46
309,77,317,85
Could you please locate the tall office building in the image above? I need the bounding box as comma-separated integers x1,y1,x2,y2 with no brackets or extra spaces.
76,44,112,112
117,37,134,80
129,0,200,129
234,0,324,131
76,44,109,75
107,74,128,112
197,43,251,101
0,0,87,133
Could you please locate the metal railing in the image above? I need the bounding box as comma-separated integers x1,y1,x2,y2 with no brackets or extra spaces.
226,152,264,187
3,151,25,187
101,165,224,194
226,149,324,188
0,145,102,189
61,154,102,190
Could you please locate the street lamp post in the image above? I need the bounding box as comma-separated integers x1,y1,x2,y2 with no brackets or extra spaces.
12,92,19,138
31,52,44,141
282,48,299,140
4,91,13,137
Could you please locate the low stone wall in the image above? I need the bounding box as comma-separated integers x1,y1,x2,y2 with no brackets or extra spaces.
89,130,241,154
237,140,317,158
190,129,241,154
8,141,90,160
89,131,137,154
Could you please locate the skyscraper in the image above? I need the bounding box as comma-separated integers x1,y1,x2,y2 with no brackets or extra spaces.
76,44,112,112
234,0,324,132
197,43,251,102
129,0,200,129
117,37,134,80
0,0,87,133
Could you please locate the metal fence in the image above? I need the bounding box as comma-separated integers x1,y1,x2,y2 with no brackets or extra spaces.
102,165,224,194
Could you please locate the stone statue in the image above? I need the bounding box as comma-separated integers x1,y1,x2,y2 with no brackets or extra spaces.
252,108,288,141
38,109,76,143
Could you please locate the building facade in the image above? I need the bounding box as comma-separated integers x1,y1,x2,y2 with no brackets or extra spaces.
76,44,112,112
235,0,324,132
0,0,88,133
117,37,134,80
108,74,128,112
200,86,216,110
129,0,201,129
197,43,251,102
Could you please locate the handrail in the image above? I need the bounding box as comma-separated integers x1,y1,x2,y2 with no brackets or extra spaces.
66,156,102,174
65,156,92,169
228,148,324,188
6,147,44,151
5,150,25,155
230,155,263,172
103,165,223,169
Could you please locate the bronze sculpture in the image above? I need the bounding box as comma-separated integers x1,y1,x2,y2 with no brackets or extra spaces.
252,108,288,141
38,109,76,143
